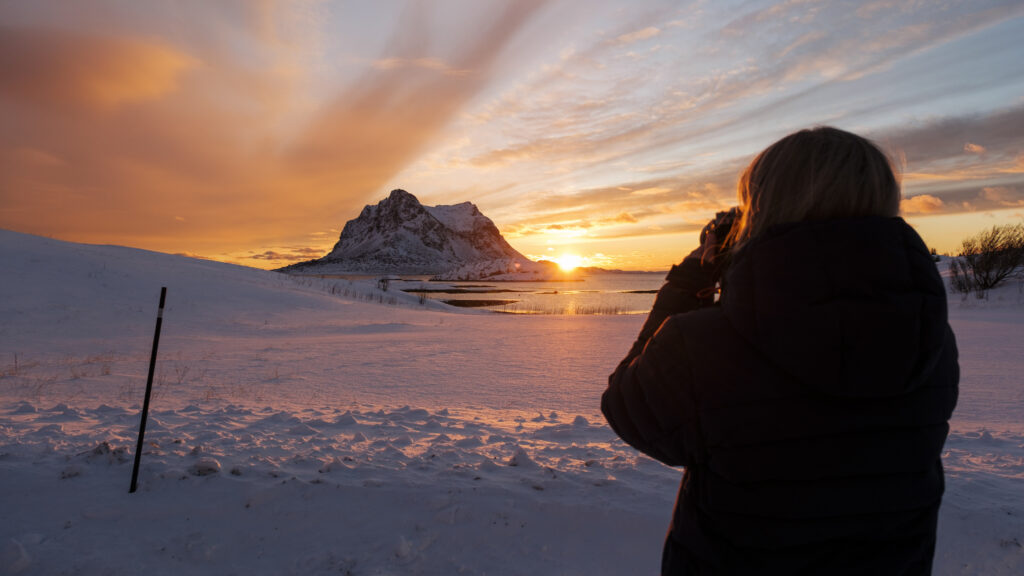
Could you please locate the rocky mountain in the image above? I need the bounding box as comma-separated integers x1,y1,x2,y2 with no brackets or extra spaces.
280,189,556,279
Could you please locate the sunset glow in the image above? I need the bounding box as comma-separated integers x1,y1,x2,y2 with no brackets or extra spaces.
1,1,1023,270
553,253,584,272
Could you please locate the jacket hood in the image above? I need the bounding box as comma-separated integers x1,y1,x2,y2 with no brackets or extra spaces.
721,217,949,398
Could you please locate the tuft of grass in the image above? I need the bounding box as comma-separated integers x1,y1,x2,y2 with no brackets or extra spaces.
568,303,627,315
287,276,400,306
1,353,40,379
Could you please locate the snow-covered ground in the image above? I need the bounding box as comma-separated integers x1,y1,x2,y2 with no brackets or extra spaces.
1,229,1021,575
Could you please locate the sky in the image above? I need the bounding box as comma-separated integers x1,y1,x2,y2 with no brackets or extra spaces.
2,0,1023,271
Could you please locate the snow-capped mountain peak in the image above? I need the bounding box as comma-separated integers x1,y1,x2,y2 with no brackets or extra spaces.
279,189,536,277
425,202,488,234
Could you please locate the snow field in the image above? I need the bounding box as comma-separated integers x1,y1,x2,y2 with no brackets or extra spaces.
2,400,675,575
1,229,1022,574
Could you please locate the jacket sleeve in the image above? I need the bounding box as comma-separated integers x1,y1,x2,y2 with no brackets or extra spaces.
615,257,714,370
601,257,712,467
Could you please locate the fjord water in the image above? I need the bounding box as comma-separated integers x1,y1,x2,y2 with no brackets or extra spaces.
398,271,666,314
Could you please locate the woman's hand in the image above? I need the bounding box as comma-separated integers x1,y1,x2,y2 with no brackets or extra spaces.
620,207,741,368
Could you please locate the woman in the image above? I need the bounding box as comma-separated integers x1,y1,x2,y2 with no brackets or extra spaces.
602,127,958,575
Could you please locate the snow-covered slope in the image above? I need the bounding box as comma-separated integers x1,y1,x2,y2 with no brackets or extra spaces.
281,189,536,276
1,230,1022,575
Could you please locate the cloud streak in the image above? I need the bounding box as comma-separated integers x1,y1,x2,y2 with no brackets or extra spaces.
613,26,661,46
0,0,549,260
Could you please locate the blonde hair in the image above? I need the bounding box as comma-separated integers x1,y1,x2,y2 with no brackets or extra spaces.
725,126,900,250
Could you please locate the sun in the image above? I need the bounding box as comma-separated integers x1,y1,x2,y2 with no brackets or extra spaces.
553,253,583,272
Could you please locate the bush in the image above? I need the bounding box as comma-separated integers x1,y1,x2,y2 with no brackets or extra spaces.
949,222,1024,295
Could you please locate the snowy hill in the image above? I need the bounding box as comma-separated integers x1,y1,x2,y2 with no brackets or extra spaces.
1,229,1022,575
281,189,553,279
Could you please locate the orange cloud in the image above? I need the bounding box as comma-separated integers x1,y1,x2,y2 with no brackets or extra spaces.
0,28,194,109
964,142,986,154
901,194,945,214
497,171,735,246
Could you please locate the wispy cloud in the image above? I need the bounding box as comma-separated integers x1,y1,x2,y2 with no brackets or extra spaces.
371,57,471,76
613,26,661,46
882,104,1024,166
980,186,1024,207
419,0,1024,208
874,103,1024,215
249,247,324,262
498,167,738,245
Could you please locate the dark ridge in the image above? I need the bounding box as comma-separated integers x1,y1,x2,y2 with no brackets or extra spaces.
441,299,519,308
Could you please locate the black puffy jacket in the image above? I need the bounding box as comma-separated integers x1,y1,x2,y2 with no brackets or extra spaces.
602,217,958,575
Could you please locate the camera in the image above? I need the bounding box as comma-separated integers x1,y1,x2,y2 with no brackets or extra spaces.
700,207,739,250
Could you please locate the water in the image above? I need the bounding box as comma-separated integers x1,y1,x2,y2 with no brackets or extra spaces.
392,272,666,315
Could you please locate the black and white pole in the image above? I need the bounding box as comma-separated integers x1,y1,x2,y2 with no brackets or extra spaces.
130,287,166,493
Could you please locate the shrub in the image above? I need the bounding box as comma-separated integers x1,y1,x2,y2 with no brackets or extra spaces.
949,222,1024,295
